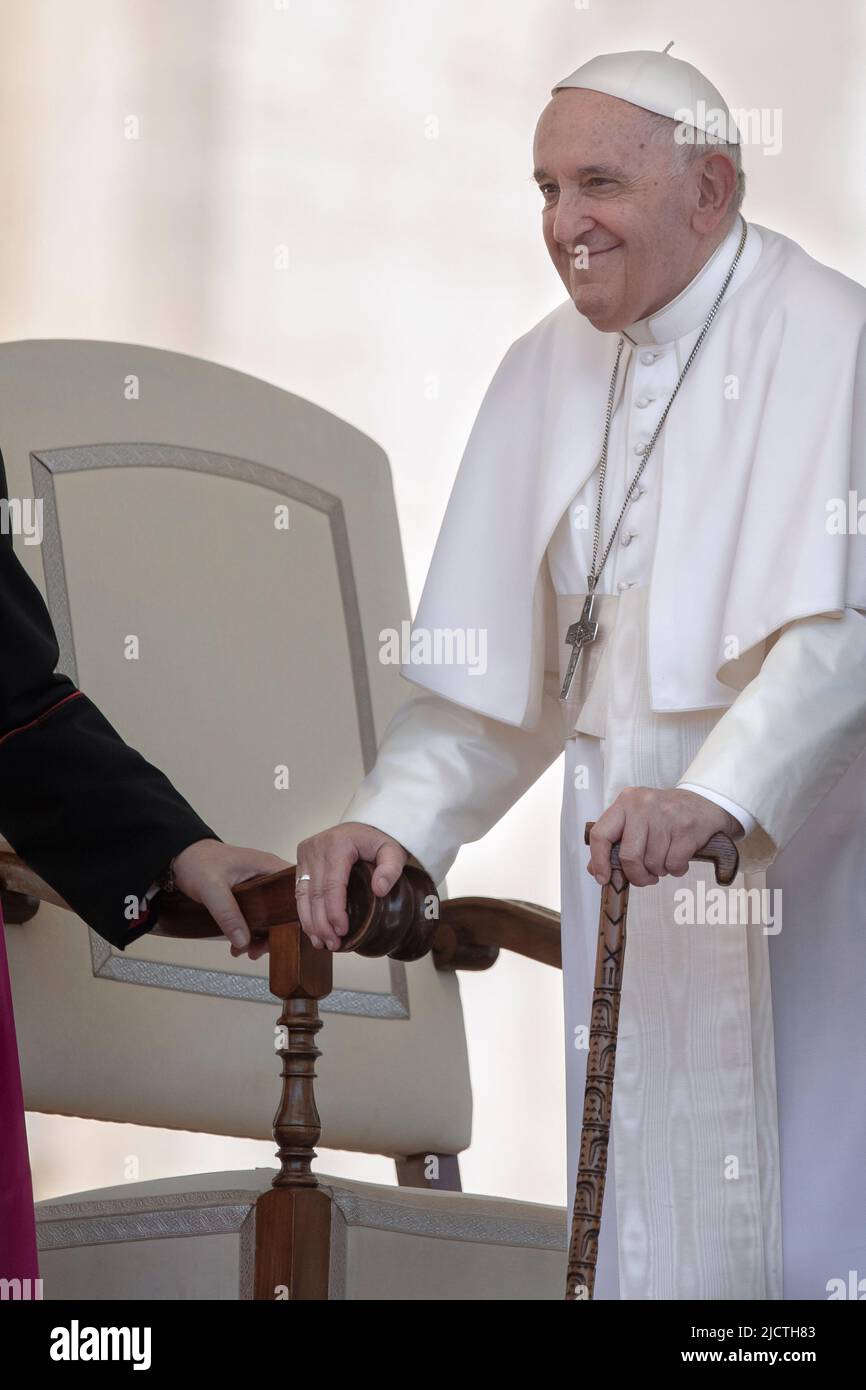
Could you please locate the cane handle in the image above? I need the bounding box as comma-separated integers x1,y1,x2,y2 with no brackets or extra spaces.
584,821,739,886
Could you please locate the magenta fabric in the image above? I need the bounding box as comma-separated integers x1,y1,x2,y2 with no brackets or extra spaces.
0,902,38,1280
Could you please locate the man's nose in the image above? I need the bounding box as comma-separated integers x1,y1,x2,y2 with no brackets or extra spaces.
552,200,594,254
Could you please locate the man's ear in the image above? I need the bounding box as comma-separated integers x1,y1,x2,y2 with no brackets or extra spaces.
692,151,738,233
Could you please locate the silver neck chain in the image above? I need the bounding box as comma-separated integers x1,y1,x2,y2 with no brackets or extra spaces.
588,214,748,592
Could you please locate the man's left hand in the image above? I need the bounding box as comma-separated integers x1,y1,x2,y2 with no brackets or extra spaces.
587,787,742,887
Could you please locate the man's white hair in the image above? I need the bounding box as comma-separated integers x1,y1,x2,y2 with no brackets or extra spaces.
645,111,746,215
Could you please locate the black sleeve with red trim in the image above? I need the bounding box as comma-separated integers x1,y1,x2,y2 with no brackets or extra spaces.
0,449,219,950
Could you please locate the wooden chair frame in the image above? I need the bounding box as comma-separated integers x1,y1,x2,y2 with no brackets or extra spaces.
1,850,561,1301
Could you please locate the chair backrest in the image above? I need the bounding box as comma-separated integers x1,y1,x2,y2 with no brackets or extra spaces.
2,339,472,1159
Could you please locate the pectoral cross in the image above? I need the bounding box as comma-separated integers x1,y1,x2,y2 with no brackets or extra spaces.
560,585,599,701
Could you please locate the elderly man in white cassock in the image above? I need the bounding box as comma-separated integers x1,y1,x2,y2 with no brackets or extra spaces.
295,49,866,1300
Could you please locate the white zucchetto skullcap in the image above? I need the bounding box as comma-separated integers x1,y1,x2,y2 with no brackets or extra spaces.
552,46,740,144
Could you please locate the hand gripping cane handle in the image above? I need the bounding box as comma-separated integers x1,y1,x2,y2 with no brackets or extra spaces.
566,820,739,1301
583,821,740,886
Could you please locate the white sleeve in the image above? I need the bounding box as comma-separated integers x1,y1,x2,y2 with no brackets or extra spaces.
338,671,564,885
677,607,866,871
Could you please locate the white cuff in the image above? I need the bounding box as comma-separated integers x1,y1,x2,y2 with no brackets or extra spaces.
677,782,756,838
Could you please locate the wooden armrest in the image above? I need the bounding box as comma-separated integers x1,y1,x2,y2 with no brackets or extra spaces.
156,878,564,972
0,854,442,957
0,850,562,971
435,898,561,971
0,851,69,912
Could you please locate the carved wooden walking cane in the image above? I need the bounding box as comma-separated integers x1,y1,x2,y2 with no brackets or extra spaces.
565,819,740,1301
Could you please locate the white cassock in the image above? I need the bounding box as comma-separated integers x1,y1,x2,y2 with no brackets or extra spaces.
341,216,866,1300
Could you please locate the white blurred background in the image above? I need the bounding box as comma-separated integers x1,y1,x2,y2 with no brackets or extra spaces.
4,0,864,1208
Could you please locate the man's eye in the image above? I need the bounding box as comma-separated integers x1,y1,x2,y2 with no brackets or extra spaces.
539,183,557,200
586,177,613,188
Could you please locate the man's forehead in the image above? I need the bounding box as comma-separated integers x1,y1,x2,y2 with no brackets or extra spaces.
536,102,650,173
533,92,667,171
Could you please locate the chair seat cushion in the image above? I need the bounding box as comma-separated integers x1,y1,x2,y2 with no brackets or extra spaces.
36,1168,567,1300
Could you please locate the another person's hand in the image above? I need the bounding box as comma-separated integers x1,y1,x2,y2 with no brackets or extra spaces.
586,787,741,887
171,838,290,960
294,822,409,951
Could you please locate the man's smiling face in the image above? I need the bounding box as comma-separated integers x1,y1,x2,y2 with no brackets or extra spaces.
533,88,708,332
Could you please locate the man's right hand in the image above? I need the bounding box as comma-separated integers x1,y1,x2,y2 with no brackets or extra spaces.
294,822,408,951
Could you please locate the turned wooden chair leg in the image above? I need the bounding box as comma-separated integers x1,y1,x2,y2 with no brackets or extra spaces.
253,921,334,1301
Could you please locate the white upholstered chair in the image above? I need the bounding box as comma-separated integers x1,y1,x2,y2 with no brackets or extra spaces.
0,340,567,1299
